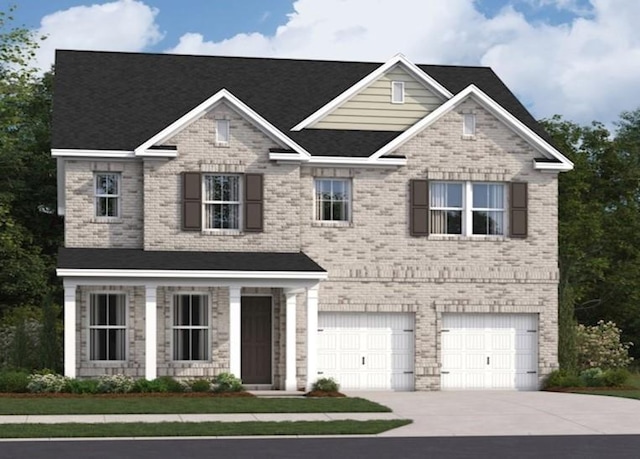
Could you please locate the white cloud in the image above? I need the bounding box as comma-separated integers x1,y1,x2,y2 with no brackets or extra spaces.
165,0,640,126
35,0,163,71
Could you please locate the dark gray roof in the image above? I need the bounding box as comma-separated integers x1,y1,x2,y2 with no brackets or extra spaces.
52,50,553,156
58,248,325,272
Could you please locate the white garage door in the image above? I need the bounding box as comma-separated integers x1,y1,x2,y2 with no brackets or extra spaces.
317,312,414,390
441,314,538,390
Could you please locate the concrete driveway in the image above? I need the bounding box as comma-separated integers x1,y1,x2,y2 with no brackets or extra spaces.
348,391,640,437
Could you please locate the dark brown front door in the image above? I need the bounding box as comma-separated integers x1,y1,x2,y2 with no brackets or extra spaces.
241,296,272,384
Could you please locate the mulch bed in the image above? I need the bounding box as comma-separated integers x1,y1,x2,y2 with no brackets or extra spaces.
303,390,346,397
0,391,255,398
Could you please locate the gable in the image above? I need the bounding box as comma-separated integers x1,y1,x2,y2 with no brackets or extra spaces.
310,64,446,131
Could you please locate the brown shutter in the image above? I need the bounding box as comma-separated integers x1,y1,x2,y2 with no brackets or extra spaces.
510,182,528,238
244,173,263,232
410,180,429,236
182,172,201,231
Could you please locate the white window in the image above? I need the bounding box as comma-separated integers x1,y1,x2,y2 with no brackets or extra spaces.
203,174,241,230
90,293,126,361
216,119,230,145
94,173,120,218
463,114,476,136
391,81,405,104
430,182,505,236
173,294,209,361
315,178,351,222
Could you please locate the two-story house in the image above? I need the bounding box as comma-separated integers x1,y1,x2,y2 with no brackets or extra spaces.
52,50,572,391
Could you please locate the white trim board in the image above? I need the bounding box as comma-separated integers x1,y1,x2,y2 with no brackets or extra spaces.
291,53,453,131
57,268,328,281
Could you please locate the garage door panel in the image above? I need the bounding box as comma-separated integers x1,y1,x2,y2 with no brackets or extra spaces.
465,353,488,370
318,313,414,391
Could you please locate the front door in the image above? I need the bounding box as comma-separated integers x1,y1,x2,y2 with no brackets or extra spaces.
241,296,272,384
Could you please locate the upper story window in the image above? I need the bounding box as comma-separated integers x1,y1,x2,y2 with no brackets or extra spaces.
173,294,209,361
430,181,505,236
391,81,405,104
203,174,241,230
94,172,120,218
315,178,351,222
216,119,230,145
462,114,476,137
89,293,126,361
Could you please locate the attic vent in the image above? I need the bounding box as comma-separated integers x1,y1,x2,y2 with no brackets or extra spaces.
391,81,404,104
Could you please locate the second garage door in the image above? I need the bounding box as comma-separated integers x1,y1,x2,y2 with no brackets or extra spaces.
317,312,414,390
441,313,539,390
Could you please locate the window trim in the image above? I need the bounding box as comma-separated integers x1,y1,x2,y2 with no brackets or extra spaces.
171,293,211,362
314,178,352,223
88,292,127,362
430,181,507,237
391,81,405,104
429,181,464,235
94,172,121,219
216,119,230,145
202,173,243,231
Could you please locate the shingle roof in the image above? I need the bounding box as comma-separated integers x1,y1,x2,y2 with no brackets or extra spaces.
58,248,326,272
52,50,552,156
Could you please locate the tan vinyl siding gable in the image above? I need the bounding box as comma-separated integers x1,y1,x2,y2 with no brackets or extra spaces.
311,65,445,131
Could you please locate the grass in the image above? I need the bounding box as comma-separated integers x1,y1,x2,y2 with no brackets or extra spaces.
568,373,640,400
0,420,412,438
0,395,390,415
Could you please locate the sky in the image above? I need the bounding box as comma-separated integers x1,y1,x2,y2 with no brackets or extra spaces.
4,0,640,129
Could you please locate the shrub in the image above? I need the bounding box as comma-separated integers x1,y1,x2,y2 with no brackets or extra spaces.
602,368,631,387
27,372,70,393
576,321,633,370
97,375,135,393
65,378,100,394
155,376,185,393
579,367,605,387
544,370,582,388
132,378,168,393
189,379,212,393
0,370,30,393
213,373,244,393
312,377,340,392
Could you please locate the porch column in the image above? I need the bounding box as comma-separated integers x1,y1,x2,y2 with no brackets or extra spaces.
306,285,319,391
63,280,77,378
285,291,297,391
229,286,241,378
145,285,158,380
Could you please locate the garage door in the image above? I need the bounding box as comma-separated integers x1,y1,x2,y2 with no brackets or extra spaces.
441,314,538,390
317,312,414,390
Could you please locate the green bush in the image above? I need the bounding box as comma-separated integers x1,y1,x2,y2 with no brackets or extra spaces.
189,379,212,392
602,368,631,387
154,376,185,393
65,378,100,394
0,370,30,393
97,375,135,393
580,367,605,387
213,373,244,393
544,370,582,388
132,378,168,393
311,377,340,392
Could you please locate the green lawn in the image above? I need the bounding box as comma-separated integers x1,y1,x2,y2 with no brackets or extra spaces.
0,420,412,438
570,373,640,400
0,395,390,415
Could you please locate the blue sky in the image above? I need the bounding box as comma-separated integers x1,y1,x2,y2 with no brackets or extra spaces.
4,0,638,127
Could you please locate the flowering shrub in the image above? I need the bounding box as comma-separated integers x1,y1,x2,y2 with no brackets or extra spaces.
576,321,633,370
213,373,244,393
97,374,135,393
27,372,70,393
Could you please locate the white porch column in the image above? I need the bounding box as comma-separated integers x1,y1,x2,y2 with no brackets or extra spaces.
229,286,242,378
145,285,158,381
285,291,297,391
306,285,319,391
63,281,77,378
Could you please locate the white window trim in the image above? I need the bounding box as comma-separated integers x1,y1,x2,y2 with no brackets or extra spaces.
463,113,476,137
391,81,405,104
314,178,352,223
430,181,506,237
202,174,243,232
88,292,127,362
94,172,121,219
215,119,230,146
171,293,211,362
